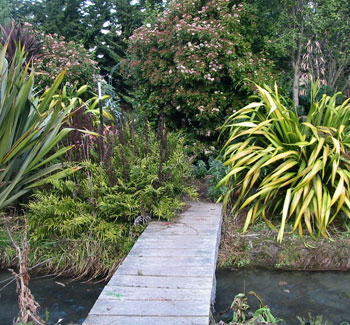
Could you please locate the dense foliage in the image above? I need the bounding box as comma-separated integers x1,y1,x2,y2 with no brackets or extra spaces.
22,123,196,278
193,157,228,200
127,0,276,137
5,0,350,113
2,0,350,287
219,82,350,241
12,0,163,106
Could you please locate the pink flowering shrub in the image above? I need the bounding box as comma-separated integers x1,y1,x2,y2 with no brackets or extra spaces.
30,26,99,91
127,0,277,136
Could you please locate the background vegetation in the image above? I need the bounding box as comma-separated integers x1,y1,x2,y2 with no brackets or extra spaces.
1,0,350,282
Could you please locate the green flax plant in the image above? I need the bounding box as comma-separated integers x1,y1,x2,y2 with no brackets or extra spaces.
219,82,350,242
0,45,79,209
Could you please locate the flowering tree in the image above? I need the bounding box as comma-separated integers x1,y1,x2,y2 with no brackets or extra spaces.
127,0,277,136
31,26,99,91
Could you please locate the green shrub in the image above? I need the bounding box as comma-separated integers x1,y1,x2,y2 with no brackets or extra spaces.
193,157,228,200
227,291,282,324
33,29,99,91
193,160,208,179
25,124,196,278
219,82,350,242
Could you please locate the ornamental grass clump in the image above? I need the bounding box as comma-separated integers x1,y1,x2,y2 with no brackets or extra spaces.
219,82,350,242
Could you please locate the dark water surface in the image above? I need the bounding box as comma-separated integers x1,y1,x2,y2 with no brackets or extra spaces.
215,269,350,324
0,270,104,325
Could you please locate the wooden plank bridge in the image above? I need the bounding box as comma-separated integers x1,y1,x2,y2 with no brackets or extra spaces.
84,201,223,325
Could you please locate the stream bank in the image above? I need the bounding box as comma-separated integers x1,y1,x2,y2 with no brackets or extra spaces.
217,212,350,271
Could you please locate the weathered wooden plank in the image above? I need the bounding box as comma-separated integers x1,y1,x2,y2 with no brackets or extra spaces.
120,255,215,267
145,225,220,236
139,233,216,239
177,218,220,224
147,222,220,229
107,274,213,289
181,207,222,214
87,299,210,317
116,264,214,277
131,236,216,244
129,248,215,257
84,315,209,325
100,286,211,301
130,239,217,250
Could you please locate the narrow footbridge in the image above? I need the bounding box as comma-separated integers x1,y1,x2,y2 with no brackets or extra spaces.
84,201,223,325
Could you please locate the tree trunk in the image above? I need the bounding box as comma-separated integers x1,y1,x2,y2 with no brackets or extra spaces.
292,38,303,109
293,65,300,109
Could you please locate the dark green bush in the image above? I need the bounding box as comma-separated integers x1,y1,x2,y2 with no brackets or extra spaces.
193,156,228,200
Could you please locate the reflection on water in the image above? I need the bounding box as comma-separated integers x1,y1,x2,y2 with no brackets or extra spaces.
214,269,350,324
0,270,104,325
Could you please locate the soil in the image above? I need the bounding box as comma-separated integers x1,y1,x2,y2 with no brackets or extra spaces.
217,210,350,271
192,176,213,201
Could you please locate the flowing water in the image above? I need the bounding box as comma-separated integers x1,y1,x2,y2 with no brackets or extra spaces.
214,269,350,324
0,270,104,324
2,268,350,324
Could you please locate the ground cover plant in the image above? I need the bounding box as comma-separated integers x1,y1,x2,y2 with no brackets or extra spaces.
219,82,350,242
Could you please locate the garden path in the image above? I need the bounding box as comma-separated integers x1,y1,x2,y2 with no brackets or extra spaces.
83,201,223,325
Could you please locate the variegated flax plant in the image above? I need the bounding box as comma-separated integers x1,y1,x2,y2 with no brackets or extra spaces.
0,44,81,210
218,82,350,242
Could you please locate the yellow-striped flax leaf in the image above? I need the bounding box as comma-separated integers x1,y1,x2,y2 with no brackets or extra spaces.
243,207,254,232
261,151,299,168
330,171,344,207
277,189,291,243
293,188,315,232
